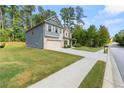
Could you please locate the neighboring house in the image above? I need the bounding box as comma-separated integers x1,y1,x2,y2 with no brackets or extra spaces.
26,15,72,49
63,27,72,47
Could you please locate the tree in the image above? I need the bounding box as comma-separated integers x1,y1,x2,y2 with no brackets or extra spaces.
114,30,124,46
86,25,97,47
6,5,36,41
43,9,56,18
114,33,120,42
98,25,110,46
23,5,36,29
0,29,9,41
37,6,44,13
60,7,75,29
72,25,86,45
93,31,100,47
0,5,7,29
2,5,26,41
0,6,4,29
32,9,56,26
75,6,86,26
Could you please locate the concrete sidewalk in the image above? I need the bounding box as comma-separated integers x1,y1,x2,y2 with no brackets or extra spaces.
29,58,97,88
50,48,107,62
97,49,104,53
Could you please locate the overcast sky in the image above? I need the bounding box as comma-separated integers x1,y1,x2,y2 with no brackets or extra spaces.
43,5,124,37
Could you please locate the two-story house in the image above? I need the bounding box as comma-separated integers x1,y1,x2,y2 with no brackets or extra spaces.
63,27,72,47
26,15,71,49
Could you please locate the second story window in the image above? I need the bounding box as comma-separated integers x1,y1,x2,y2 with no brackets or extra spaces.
66,33,68,37
55,27,58,33
48,24,51,32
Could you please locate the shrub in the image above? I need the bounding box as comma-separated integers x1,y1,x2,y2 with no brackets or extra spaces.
64,45,71,48
114,30,124,46
0,43,5,48
67,45,71,48
64,45,67,48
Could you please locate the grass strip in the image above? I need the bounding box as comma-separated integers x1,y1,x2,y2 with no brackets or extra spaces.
79,60,106,88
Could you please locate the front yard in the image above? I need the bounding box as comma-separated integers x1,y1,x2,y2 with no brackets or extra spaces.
73,46,103,52
0,42,82,88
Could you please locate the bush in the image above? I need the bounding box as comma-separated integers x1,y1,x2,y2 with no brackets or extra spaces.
64,45,71,48
114,30,124,46
67,45,71,48
0,43,5,48
119,37,124,46
0,29,9,42
73,43,82,47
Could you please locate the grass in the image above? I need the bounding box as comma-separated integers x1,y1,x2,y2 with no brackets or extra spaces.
79,60,106,88
73,46,103,52
0,42,82,88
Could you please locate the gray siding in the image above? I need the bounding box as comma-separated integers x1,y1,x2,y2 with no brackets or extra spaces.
45,16,63,28
45,23,60,38
26,25,44,48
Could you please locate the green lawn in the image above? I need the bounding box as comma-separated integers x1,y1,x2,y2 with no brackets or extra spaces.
0,42,82,88
79,60,106,88
73,46,103,52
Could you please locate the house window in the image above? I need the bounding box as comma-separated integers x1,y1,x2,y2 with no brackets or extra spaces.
64,40,67,45
59,28,62,34
48,24,51,32
66,33,68,36
55,27,58,33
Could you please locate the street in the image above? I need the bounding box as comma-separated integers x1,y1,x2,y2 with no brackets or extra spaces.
110,43,124,81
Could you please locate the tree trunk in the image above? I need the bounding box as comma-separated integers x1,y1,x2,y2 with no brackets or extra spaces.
30,12,33,28
0,8,4,29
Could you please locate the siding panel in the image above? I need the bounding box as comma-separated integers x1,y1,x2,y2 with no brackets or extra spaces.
26,25,43,48
45,23,60,37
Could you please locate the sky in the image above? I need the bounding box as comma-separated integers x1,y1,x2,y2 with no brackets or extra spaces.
42,5,124,37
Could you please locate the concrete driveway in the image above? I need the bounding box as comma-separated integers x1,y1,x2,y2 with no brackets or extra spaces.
50,48,107,62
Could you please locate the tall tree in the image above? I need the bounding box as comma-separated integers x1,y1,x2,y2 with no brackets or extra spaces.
60,7,75,29
37,6,44,14
98,25,110,46
86,25,97,47
114,30,124,46
23,5,36,29
43,9,56,18
75,6,87,26
0,6,4,29
8,5,20,41
72,25,86,45
0,5,7,29
32,9,56,26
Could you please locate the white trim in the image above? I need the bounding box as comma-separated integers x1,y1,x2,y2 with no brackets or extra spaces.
45,34,59,38
47,39,62,41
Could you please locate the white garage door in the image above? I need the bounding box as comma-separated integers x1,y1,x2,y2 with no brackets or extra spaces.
46,40,61,49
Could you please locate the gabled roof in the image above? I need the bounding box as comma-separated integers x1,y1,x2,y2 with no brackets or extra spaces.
26,15,63,33
44,15,63,28
26,21,44,33
63,26,71,34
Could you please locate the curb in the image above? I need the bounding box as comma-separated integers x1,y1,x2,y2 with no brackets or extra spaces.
103,48,124,88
